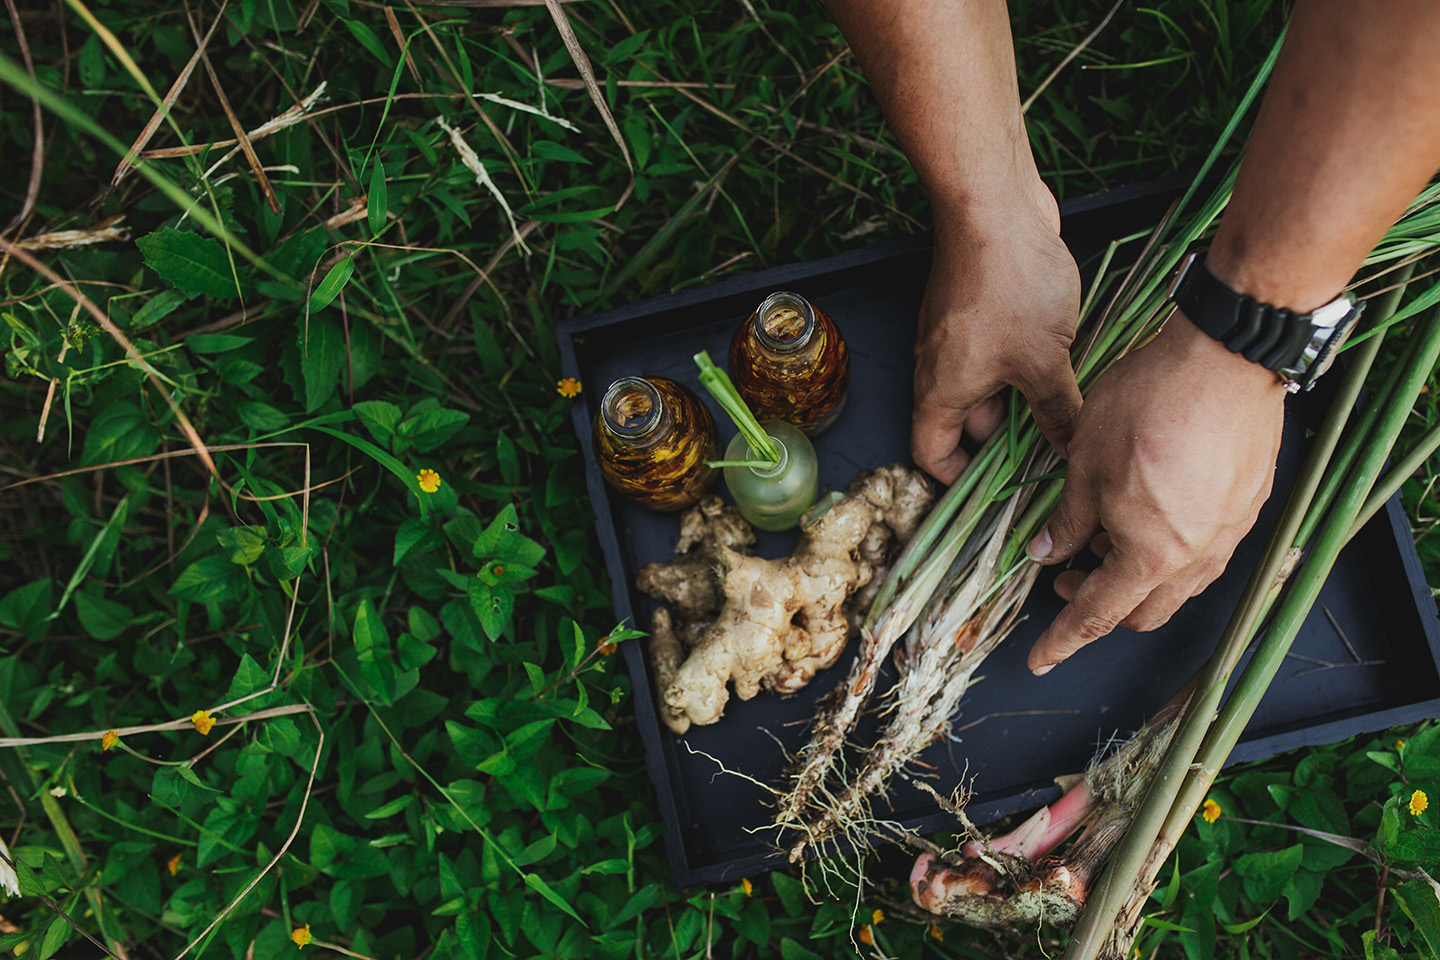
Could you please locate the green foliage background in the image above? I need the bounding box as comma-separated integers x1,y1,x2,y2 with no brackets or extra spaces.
2,0,1440,958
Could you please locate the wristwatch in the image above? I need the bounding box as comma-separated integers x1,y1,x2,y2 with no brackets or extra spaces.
1165,251,1365,393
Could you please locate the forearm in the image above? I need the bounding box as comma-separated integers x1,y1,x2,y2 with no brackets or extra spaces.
1208,0,1440,308
827,0,1040,233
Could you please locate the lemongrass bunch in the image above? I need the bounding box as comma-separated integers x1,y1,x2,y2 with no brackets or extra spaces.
1066,273,1440,960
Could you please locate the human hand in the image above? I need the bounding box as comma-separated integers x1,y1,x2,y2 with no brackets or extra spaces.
1024,310,1287,675
912,182,1084,484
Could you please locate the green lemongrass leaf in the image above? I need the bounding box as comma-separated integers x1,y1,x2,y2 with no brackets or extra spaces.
706,458,777,469
991,467,1067,501
693,350,779,465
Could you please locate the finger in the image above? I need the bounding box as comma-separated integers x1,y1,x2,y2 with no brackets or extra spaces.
1121,571,1207,632
1053,568,1086,603
1028,550,1159,674
1027,475,1101,566
911,401,971,485
963,395,1007,442
1016,359,1083,459
1089,531,1113,560
913,381,998,485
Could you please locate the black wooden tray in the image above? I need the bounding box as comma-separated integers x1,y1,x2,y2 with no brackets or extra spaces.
556,178,1440,889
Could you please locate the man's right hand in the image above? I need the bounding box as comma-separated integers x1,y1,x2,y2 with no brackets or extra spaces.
912,184,1084,484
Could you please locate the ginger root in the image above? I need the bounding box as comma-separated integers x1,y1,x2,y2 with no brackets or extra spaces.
637,465,933,734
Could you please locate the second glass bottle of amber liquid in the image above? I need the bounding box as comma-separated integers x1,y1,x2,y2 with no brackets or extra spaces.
729,291,849,436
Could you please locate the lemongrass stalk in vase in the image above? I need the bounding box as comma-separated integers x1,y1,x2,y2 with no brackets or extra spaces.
693,350,818,532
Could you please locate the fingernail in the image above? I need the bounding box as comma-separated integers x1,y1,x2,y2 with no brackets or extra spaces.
1027,529,1053,562
1032,663,1054,677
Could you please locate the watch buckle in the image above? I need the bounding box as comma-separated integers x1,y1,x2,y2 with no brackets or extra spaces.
1167,251,1200,301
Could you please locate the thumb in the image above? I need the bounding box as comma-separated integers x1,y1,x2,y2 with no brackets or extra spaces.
1017,359,1083,459
1027,472,1100,566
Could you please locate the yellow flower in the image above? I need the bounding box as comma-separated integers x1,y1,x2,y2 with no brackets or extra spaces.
929,923,943,942
740,877,753,897
167,853,182,876
556,377,582,398
598,635,618,657
1397,740,1407,752
871,908,884,925
102,729,119,751
416,469,442,494
191,710,215,735
1412,789,1429,816
291,924,312,949
1201,798,1222,823
857,925,874,947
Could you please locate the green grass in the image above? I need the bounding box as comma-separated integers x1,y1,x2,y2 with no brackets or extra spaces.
1,0,1439,958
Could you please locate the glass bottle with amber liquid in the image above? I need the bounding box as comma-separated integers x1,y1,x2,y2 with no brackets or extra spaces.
729,290,850,435
593,376,719,511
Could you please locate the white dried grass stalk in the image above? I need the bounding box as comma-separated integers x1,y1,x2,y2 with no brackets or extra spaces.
437,117,531,256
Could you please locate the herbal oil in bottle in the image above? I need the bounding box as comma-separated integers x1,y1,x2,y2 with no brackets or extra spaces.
593,376,719,511
722,419,818,532
729,290,850,435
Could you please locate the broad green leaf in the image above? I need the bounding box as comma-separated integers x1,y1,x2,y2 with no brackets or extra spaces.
532,140,590,164
395,518,443,565
365,794,417,819
187,333,253,353
168,555,242,604
399,407,470,453
514,833,557,866
779,940,824,960
309,254,355,313
469,580,514,642
299,315,346,412
496,432,519,485
236,401,290,432
0,580,52,642
1368,750,1402,773
1234,843,1304,903
81,402,160,466
1396,879,1440,958
129,288,189,330
225,654,270,701
344,20,392,66
137,227,239,299
353,597,395,704
218,525,267,566
354,400,403,447
368,157,388,235
1386,829,1440,862
603,29,650,65
1363,930,1403,960
74,591,132,641
38,915,68,960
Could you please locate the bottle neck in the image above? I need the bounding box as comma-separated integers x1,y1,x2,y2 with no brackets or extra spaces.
753,291,815,354
601,377,664,440
748,436,789,478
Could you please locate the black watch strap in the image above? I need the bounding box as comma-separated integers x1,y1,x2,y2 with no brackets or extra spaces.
1169,254,1315,372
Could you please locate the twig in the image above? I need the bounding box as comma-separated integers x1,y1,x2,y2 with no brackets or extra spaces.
1020,0,1125,115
